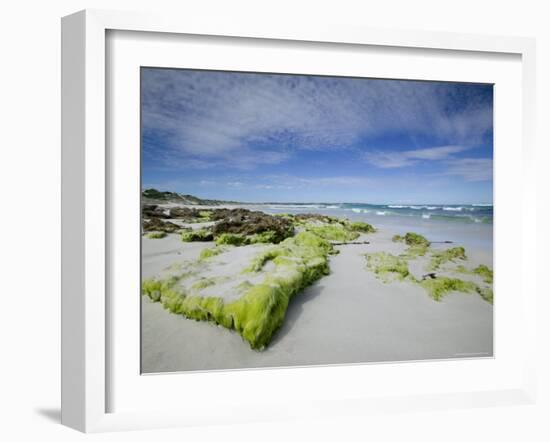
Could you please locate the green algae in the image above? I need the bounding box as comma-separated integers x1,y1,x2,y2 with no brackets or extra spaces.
419,277,477,301
393,232,430,257
364,242,493,304
366,252,410,282
199,246,224,261
142,279,164,302
245,248,283,273
215,233,248,246
234,280,253,294
248,230,282,244
142,268,197,303
191,277,219,290
455,264,493,285
475,286,493,303
473,264,493,284
428,247,466,271
145,231,167,239
403,233,430,256
348,221,376,233
393,231,429,246
305,224,360,242
142,231,333,350
392,234,403,243
181,229,214,242
227,231,332,348
404,232,430,247
214,230,284,246
198,210,213,220
246,230,334,273
402,245,429,258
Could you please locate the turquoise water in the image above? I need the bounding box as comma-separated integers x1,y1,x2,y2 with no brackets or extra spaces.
260,202,493,224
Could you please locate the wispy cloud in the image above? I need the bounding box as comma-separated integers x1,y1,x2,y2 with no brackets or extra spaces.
445,158,493,182
294,176,372,186
142,69,493,170
365,145,472,168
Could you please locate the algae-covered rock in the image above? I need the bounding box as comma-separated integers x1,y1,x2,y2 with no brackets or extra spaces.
142,204,170,219
305,224,360,242
211,209,294,243
145,231,167,239
404,232,430,247
348,221,376,233
215,233,249,246
292,213,344,226
392,232,430,257
403,233,430,256
214,230,286,247
142,217,181,233
142,231,333,350
248,230,282,244
181,229,214,242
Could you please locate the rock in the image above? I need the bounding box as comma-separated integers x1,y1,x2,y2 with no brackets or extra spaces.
293,213,342,224
142,217,181,233
211,209,294,243
142,204,170,219
142,206,294,243
168,207,197,219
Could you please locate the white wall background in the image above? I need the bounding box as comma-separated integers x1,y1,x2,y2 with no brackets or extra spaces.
0,1,548,440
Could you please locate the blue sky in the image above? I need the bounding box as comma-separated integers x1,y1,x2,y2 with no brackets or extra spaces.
141,68,493,204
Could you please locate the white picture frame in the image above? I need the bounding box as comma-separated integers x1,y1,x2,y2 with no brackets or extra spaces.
61,9,538,433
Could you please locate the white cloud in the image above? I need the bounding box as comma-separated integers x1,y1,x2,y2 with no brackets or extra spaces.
142,69,493,170
296,176,372,186
365,145,472,168
255,175,372,189
445,158,493,181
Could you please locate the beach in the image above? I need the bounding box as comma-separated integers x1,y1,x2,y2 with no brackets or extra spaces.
141,201,493,373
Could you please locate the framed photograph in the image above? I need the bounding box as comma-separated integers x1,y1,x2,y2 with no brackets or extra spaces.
61,9,538,432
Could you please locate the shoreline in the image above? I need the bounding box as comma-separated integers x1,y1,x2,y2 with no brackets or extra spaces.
141,202,493,373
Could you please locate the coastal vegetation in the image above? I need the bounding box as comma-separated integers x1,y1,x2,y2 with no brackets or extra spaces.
142,188,238,205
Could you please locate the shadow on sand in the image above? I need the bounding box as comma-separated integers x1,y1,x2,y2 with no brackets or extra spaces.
269,282,325,347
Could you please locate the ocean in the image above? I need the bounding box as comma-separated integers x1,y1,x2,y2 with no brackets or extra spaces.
253,202,494,250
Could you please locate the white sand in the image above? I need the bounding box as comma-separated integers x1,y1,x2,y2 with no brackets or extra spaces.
141,227,493,373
